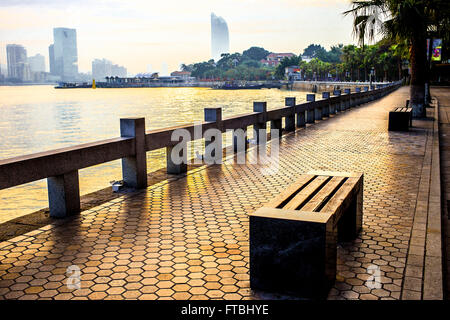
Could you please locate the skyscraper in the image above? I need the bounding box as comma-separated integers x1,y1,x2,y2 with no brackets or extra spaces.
51,27,78,81
28,54,46,73
48,44,55,75
92,59,127,81
6,44,31,81
211,13,230,62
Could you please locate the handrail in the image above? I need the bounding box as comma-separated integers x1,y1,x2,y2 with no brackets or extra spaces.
0,137,134,190
0,81,402,218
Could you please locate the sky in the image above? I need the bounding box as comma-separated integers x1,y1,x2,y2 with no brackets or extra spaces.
0,0,358,75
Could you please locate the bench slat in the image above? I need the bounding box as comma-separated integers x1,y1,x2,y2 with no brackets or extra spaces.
307,170,361,178
392,107,412,113
264,174,316,208
301,176,346,212
283,175,330,210
320,177,360,222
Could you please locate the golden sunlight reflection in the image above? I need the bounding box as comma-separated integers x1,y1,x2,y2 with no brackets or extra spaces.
0,85,310,222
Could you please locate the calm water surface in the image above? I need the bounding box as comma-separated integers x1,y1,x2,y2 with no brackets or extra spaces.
0,85,310,223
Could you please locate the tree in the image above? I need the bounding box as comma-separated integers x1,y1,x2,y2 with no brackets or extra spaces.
180,64,192,72
242,47,271,61
344,0,450,117
302,44,326,58
327,44,344,63
189,61,216,79
341,45,357,81
274,55,302,79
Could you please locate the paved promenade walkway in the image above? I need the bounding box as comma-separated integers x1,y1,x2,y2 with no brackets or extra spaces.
0,86,438,300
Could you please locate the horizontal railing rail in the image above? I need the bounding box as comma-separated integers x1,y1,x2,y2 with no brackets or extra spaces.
0,81,402,218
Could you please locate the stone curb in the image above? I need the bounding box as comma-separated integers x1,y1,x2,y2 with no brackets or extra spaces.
402,99,443,300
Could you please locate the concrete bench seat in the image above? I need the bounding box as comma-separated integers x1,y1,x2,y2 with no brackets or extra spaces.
249,171,363,299
388,107,412,131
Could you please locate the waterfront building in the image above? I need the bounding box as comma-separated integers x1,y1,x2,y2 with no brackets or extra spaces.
260,53,295,67
51,27,78,81
92,59,127,81
6,44,31,81
28,54,46,73
170,71,192,81
31,71,48,83
285,65,302,81
48,44,55,75
211,13,230,62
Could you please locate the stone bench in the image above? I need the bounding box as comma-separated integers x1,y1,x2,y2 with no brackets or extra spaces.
388,107,412,131
249,171,363,299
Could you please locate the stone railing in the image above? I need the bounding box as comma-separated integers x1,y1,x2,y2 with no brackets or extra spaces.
0,82,401,218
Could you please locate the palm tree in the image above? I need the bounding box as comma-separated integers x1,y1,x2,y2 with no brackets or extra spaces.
344,0,448,118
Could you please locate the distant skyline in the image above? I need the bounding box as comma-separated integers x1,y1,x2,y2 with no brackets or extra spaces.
211,13,230,61
0,0,358,75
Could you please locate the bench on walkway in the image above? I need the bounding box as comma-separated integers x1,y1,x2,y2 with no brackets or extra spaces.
249,171,363,299
388,106,412,131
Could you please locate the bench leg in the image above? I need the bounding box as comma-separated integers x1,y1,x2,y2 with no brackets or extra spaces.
250,215,337,299
337,183,363,242
388,112,410,131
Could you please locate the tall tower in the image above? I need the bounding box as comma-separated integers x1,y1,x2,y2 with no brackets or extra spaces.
6,44,31,81
211,13,230,62
52,27,78,81
48,44,55,75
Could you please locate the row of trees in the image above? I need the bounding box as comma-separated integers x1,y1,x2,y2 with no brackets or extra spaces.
274,40,407,82
344,0,450,117
181,47,274,81
182,42,406,82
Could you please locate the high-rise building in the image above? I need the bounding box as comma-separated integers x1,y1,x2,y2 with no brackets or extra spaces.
92,59,127,81
48,44,55,75
6,44,31,81
51,27,78,81
211,13,230,62
28,54,46,73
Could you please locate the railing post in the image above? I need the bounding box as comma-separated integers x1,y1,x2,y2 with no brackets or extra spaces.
363,86,369,103
306,94,315,123
296,106,306,128
204,107,222,160
285,97,296,132
371,86,376,100
233,128,248,153
322,92,330,117
47,170,80,218
120,118,147,189
333,90,342,112
354,87,361,106
270,108,282,134
344,88,351,109
167,140,187,174
253,102,267,144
